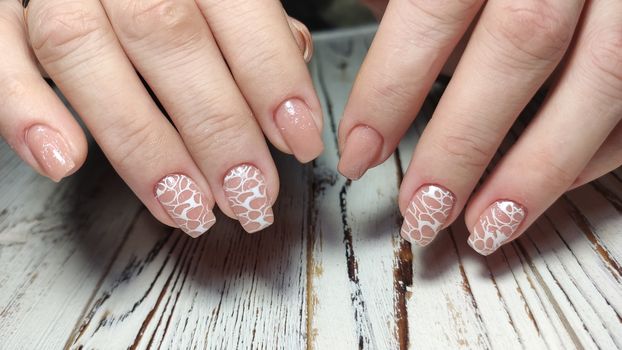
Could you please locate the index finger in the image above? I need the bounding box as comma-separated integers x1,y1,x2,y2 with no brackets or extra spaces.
337,0,483,179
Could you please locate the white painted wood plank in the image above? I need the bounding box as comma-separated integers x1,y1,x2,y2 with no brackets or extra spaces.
309,31,415,349
566,186,622,268
0,145,142,349
0,26,621,350
395,96,499,350
70,154,308,349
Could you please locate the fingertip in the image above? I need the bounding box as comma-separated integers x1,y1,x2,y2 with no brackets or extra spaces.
23,124,85,182
274,99,324,163
337,124,383,180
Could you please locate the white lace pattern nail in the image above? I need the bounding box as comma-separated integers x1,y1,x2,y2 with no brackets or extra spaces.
155,174,215,238
223,165,274,233
468,200,526,255
401,185,455,246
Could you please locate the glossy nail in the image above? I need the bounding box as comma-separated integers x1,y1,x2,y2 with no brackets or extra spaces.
338,125,382,180
401,185,455,246
25,125,76,182
155,174,216,238
223,164,274,233
275,99,323,163
468,200,526,256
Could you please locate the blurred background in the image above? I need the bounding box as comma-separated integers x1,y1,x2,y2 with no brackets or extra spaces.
282,0,376,30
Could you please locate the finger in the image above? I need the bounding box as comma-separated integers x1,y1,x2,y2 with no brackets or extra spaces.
398,0,583,246
337,0,484,180
26,0,217,237
102,0,276,233
571,122,622,189
0,0,85,182
465,0,622,255
287,16,313,63
197,0,324,163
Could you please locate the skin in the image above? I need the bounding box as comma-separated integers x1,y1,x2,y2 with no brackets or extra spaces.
0,0,322,235
339,0,622,254
0,0,620,254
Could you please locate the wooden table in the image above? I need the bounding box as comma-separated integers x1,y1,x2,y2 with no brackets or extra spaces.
1,26,621,350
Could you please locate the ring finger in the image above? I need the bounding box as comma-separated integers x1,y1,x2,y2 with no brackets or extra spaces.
101,0,280,233
26,0,217,236
465,0,622,255
399,0,584,245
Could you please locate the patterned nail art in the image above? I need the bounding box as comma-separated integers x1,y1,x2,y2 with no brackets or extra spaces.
155,174,216,238
401,185,455,246
468,200,526,256
223,164,274,233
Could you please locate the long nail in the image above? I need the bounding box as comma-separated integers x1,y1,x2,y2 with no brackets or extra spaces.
401,185,455,246
468,200,526,256
338,125,382,180
275,99,324,163
25,125,76,182
223,164,274,233
155,174,216,238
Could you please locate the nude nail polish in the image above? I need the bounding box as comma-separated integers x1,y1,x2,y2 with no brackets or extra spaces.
288,18,314,63
401,185,455,246
468,200,526,256
25,125,76,182
337,125,382,180
155,174,216,238
275,99,324,163
223,164,274,233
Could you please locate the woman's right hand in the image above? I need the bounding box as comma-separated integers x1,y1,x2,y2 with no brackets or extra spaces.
0,0,323,236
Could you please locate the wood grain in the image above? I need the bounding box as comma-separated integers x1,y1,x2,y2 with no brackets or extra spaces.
0,26,620,349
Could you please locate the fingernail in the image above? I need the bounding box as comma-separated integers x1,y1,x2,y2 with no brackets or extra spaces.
288,17,313,63
275,99,324,163
468,200,526,256
25,125,76,182
338,125,382,180
155,174,216,238
401,185,455,246
223,164,274,233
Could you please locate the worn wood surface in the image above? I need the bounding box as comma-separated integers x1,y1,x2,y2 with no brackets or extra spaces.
1,26,621,349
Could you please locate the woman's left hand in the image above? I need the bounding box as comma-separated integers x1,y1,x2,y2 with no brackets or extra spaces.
342,0,622,255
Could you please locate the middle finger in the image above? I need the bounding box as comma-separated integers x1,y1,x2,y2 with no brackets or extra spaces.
101,0,277,233
399,0,584,245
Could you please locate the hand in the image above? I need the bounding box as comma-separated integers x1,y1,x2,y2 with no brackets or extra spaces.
0,0,323,236
341,0,622,255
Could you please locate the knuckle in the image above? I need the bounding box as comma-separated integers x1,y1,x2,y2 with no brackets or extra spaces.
181,108,254,154
107,118,166,172
29,2,107,63
370,77,417,107
234,41,281,79
530,152,576,189
399,0,481,49
586,27,622,94
116,0,202,46
436,129,494,170
406,0,481,23
487,2,572,62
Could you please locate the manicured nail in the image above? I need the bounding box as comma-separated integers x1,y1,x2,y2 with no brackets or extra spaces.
401,185,455,246
155,174,216,238
468,200,526,256
275,99,324,163
25,125,76,182
223,164,274,233
288,18,314,63
337,125,382,180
